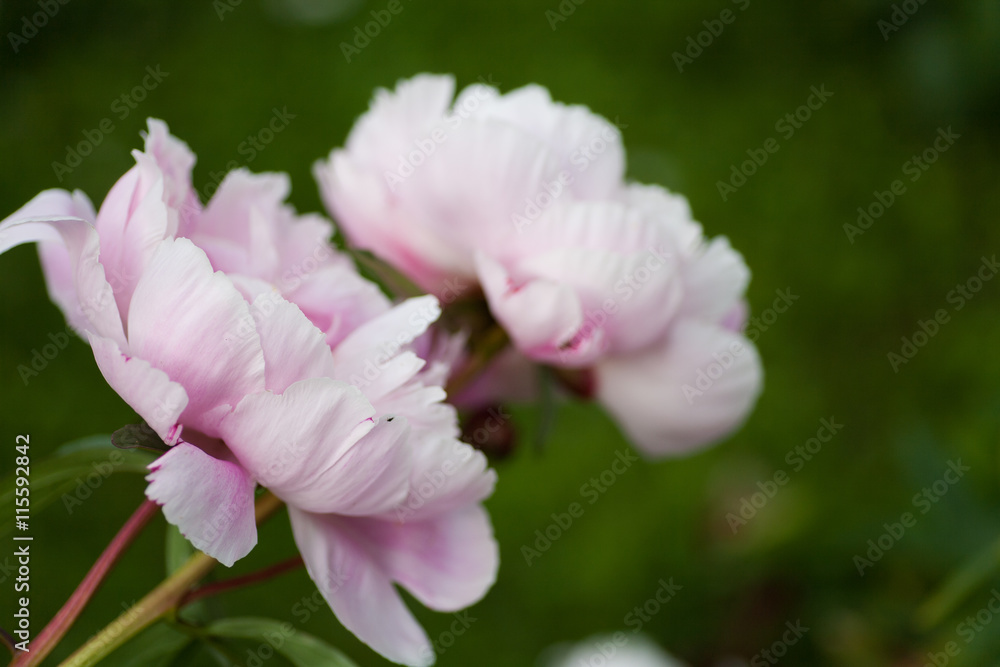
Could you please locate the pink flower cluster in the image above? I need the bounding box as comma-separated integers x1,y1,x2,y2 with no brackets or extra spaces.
0,74,762,666
317,74,762,455
0,120,494,667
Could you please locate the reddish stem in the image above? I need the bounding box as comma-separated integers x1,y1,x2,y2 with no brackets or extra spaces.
12,500,160,667
179,555,304,608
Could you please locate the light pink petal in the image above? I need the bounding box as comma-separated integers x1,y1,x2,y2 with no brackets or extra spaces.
286,261,391,349
505,199,669,261
377,505,498,612
342,74,457,167
0,212,125,347
317,152,474,292
146,442,257,567
390,437,496,522
141,118,200,235
88,334,188,444
220,378,410,515
319,112,564,294
288,508,434,667
126,238,266,436
250,293,336,393
595,320,762,456
333,295,440,366
476,252,588,364
476,83,625,199
617,183,704,255
517,245,682,354
332,296,440,402
1,189,95,325
190,170,287,277
94,155,174,321
678,237,751,325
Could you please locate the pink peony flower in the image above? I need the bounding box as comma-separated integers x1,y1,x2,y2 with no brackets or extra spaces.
0,119,496,666
315,74,762,457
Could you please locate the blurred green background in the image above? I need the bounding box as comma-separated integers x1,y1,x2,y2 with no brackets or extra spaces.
2,0,1000,665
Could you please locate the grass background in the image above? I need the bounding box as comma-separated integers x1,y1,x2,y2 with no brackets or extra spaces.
1,0,1000,664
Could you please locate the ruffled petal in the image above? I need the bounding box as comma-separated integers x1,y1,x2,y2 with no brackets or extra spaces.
146,442,257,567
250,292,336,393
595,320,762,456
220,378,410,515
476,252,588,364
126,237,266,436
516,245,682,355
391,437,495,523
377,505,498,612
94,153,174,321
88,333,188,444
0,212,125,347
475,83,625,199
141,118,200,235
288,508,434,667
678,236,750,325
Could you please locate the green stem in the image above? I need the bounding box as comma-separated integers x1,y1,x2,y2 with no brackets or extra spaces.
179,555,303,608
58,492,284,667
11,500,160,667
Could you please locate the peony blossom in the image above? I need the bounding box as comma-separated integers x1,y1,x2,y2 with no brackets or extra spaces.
544,634,688,667
0,119,496,666
316,74,762,457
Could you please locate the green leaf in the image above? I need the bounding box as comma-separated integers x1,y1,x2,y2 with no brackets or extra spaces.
204,617,360,667
0,434,157,536
112,421,171,453
112,621,193,667
346,247,424,300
